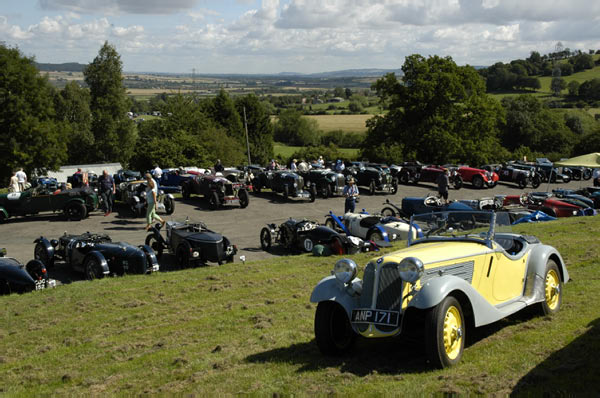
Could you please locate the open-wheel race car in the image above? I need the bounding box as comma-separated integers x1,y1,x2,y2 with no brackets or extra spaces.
324,211,413,243
182,174,249,210
34,233,159,280
119,180,175,217
145,219,237,267
259,218,372,255
0,248,55,295
310,210,568,368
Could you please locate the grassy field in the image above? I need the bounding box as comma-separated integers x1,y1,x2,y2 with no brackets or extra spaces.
1,216,599,395
273,143,360,159
305,114,371,133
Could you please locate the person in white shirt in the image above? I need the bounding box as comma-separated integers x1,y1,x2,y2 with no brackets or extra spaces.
152,165,162,180
15,168,27,191
290,159,298,171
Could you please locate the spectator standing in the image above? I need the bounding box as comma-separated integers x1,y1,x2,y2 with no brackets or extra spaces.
290,159,298,171
71,168,83,188
297,159,309,172
9,170,20,192
335,160,345,172
436,168,450,204
15,168,27,191
214,159,224,173
98,170,116,216
152,164,163,180
144,173,165,231
317,156,324,167
343,178,359,214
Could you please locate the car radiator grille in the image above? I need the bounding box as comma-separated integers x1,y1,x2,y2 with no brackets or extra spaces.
421,260,475,284
337,176,345,187
297,176,304,190
357,262,404,333
225,185,234,196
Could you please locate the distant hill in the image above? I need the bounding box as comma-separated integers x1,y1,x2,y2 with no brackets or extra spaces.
279,69,403,78
35,62,86,72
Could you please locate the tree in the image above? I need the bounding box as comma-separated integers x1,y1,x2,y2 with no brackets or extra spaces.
84,41,136,165
235,94,274,165
362,55,504,165
500,96,575,157
567,80,580,97
572,53,594,72
344,87,352,99
333,87,345,98
209,89,244,142
0,44,68,184
273,109,321,146
551,77,567,96
54,81,93,164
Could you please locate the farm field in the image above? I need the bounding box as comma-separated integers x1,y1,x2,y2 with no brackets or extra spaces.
273,143,360,159
1,205,598,395
305,114,371,133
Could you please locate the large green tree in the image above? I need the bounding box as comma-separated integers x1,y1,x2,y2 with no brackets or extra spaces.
362,54,504,165
235,94,274,165
0,44,68,184
273,109,320,146
84,42,136,165
500,96,575,157
54,81,93,164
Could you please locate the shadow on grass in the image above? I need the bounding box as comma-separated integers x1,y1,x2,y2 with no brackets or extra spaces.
245,336,430,375
511,317,600,397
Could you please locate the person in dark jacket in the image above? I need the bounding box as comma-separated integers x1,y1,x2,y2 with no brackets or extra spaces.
98,170,116,216
436,168,450,203
214,159,224,173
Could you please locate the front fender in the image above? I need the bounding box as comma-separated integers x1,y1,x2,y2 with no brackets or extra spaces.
408,275,509,327
310,275,360,318
166,193,175,200
0,207,8,219
33,237,54,265
523,244,569,304
139,244,159,272
371,225,390,242
84,251,110,275
65,198,85,207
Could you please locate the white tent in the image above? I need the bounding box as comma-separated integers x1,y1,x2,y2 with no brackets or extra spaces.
46,163,123,182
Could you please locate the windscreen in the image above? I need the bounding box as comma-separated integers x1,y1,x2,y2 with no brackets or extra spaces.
408,211,503,245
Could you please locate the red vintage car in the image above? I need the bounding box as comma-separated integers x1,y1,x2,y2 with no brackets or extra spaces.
503,193,584,217
399,163,463,189
456,166,499,189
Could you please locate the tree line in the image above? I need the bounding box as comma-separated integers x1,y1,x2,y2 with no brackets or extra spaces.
0,42,274,185
360,54,600,165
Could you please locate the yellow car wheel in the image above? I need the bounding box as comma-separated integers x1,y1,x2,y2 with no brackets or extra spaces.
540,260,562,315
426,296,465,368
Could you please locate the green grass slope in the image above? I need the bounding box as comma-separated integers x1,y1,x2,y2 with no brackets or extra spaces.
1,216,599,395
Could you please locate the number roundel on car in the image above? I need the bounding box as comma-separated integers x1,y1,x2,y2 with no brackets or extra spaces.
303,238,313,252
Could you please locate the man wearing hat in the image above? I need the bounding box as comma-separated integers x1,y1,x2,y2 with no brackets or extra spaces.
343,177,359,213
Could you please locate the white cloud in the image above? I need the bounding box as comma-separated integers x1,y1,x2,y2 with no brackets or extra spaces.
38,0,201,15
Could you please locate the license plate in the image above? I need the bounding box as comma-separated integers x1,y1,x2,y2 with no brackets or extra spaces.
299,192,311,198
351,309,399,326
225,198,239,205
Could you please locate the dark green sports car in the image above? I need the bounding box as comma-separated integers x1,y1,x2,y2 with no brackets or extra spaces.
0,181,98,222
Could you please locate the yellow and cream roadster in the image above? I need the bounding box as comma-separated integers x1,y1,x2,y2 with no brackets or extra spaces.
310,211,568,368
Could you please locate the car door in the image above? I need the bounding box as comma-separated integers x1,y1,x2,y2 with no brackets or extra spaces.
26,187,53,214
477,246,527,305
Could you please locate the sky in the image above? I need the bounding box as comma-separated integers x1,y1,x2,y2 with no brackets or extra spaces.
1,0,599,74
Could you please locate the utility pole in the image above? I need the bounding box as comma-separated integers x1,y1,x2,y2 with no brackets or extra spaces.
243,106,251,165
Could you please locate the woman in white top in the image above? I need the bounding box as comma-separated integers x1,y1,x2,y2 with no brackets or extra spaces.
144,173,165,231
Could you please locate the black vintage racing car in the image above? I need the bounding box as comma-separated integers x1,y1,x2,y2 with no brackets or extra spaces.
259,218,373,255
0,248,54,295
297,169,346,198
253,170,317,202
33,233,159,280
145,219,237,267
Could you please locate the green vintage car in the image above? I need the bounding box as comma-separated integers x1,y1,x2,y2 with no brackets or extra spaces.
0,180,98,222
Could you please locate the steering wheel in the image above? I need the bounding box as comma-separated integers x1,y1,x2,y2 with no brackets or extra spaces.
424,195,442,207
519,193,529,206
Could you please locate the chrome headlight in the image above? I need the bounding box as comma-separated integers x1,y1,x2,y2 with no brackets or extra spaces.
293,182,298,188
333,258,357,284
398,257,424,284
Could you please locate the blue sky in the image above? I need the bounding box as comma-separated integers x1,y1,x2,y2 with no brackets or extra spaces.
1,0,599,74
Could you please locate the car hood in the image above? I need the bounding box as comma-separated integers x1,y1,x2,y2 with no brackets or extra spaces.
383,241,492,266
185,231,224,243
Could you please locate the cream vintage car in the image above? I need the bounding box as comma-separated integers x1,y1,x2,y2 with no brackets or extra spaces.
310,210,568,368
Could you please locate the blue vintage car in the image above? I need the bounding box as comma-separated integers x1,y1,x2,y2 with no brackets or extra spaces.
156,169,194,193
382,196,474,218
